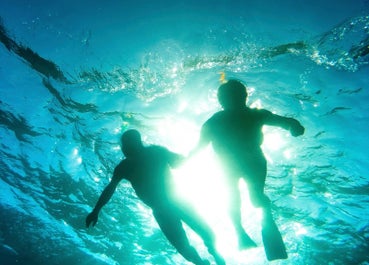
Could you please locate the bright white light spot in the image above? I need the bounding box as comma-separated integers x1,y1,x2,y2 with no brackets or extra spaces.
172,147,229,216
112,145,121,151
262,128,286,151
177,100,188,113
172,148,262,258
323,192,336,205
172,148,239,254
294,222,308,236
73,148,79,156
156,117,199,154
114,242,123,249
97,253,113,263
70,147,82,165
93,177,100,182
283,149,292,159
156,116,262,260
250,99,262,109
247,86,256,97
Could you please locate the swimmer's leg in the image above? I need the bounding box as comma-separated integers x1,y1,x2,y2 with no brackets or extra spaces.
227,178,257,250
177,202,226,265
153,210,210,265
248,183,287,261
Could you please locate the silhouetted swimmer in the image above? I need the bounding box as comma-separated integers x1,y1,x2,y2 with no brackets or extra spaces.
191,79,304,261
86,129,226,265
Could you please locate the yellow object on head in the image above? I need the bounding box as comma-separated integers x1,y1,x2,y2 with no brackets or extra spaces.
219,72,226,83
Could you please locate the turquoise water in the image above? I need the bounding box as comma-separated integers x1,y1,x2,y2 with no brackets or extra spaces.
1,1,369,264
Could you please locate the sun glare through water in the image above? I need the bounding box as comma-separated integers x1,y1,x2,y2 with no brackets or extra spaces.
161,117,265,258
154,94,297,260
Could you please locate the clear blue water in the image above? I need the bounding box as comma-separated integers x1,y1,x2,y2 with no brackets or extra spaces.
1,1,369,264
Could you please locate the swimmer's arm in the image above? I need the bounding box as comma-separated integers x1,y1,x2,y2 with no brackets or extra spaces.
168,151,186,168
92,177,119,213
263,111,305,137
86,168,122,227
189,124,211,158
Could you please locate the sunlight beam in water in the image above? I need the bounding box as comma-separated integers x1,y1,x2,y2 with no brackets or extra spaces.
153,108,299,261
172,151,264,260
171,148,238,255
163,116,263,260
262,126,298,165
155,116,199,154
172,147,229,221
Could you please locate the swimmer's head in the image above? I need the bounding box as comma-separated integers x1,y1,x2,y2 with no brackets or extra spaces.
121,129,143,157
217,79,247,110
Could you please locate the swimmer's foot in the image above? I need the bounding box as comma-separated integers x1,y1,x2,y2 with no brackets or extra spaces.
239,233,257,250
198,259,210,265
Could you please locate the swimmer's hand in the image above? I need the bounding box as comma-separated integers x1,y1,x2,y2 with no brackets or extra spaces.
289,120,305,137
86,210,99,228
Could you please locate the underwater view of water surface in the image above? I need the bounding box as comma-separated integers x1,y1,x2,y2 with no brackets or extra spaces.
1,0,369,264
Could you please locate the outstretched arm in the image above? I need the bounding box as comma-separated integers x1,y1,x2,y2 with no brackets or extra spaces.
264,111,305,137
86,177,120,227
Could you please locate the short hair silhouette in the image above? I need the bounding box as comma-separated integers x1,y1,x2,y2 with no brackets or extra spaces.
121,129,143,157
217,79,248,110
